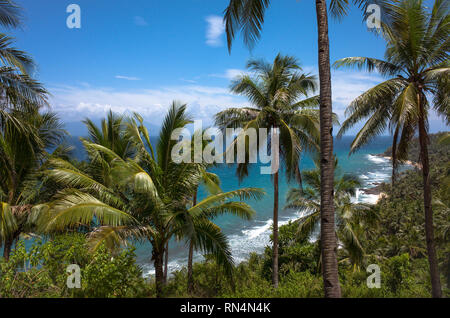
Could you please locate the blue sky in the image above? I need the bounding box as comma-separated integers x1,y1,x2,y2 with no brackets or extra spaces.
10,0,448,136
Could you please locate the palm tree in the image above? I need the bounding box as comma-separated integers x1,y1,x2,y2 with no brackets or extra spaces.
186,129,222,292
222,0,375,297
0,0,60,260
215,54,321,288
285,159,376,270
0,109,66,260
36,103,263,297
0,1,48,112
183,131,258,293
83,110,136,160
184,174,256,294
335,0,449,297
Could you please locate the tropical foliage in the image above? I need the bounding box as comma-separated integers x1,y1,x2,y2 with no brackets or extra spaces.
222,0,378,298
0,0,449,300
285,159,376,270
32,103,263,297
215,54,321,288
335,0,449,297
0,0,65,261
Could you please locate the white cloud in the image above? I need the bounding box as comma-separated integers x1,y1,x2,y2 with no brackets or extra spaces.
48,70,402,135
48,83,249,128
209,67,383,120
205,15,225,47
330,70,383,119
293,66,384,120
179,78,197,84
210,68,246,80
115,75,141,81
134,16,148,27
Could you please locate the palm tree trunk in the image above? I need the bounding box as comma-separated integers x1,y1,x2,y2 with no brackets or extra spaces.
187,190,197,293
315,0,341,298
272,170,279,288
154,249,164,298
187,240,194,293
391,126,400,187
417,93,442,298
3,237,13,261
163,241,169,284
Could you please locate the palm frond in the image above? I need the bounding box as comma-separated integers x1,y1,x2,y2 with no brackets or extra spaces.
223,0,271,52
0,0,21,28
38,191,135,232
188,188,264,218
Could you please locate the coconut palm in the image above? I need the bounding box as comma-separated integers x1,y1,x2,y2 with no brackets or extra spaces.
222,0,376,297
184,174,256,293
0,109,66,260
0,0,58,260
83,110,136,160
186,129,221,292
335,0,449,297
0,37,48,127
215,54,321,288
0,1,48,112
285,159,376,270
36,103,263,297
183,129,258,293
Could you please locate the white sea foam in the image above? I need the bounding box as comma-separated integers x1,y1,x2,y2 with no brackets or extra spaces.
367,154,390,164
228,210,308,262
142,259,184,278
367,171,390,184
242,219,273,239
357,192,381,204
141,152,396,276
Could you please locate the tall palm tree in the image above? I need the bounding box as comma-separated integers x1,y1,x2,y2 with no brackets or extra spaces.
184,131,258,293
215,54,321,288
0,109,66,260
222,0,375,297
335,0,449,297
0,0,60,260
285,159,376,271
36,103,263,297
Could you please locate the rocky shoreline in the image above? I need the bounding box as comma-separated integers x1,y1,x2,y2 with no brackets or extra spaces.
373,153,422,169
359,152,421,203
361,182,384,195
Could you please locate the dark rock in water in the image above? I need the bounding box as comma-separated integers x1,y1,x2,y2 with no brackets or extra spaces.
373,152,391,158
361,183,384,195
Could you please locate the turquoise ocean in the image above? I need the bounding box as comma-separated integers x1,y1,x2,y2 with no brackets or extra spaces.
68,135,405,276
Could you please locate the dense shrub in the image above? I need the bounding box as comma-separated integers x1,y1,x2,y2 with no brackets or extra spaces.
0,234,150,298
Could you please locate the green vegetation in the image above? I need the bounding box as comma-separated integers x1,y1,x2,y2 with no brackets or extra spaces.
222,0,379,297
0,234,150,298
215,54,321,288
366,134,450,294
335,0,449,297
0,0,448,299
0,132,447,298
32,104,263,298
285,158,375,271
